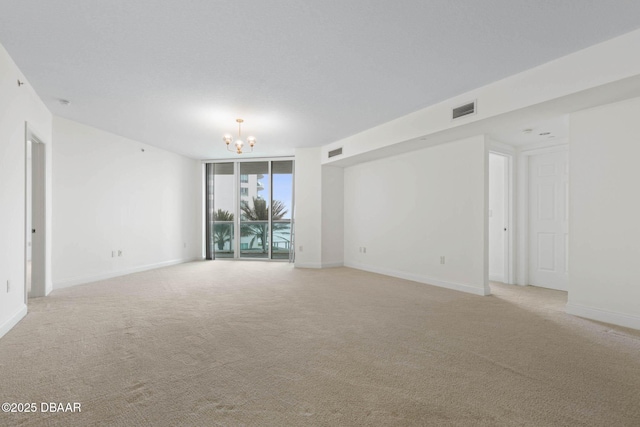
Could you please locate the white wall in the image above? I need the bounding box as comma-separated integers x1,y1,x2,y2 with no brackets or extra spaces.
344,135,489,295
567,97,640,329
52,117,201,288
294,148,322,268
321,166,344,267
0,43,52,338
294,150,345,268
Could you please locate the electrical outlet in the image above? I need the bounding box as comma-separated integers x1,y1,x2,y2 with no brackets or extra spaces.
118,250,123,257
299,245,303,252
363,247,366,254
440,256,445,265
183,242,187,248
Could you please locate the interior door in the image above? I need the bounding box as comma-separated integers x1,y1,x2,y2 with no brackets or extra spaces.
29,139,46,297
489,153,507,283
528,150,568,290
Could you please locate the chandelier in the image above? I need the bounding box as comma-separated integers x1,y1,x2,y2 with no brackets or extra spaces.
223,118,256,154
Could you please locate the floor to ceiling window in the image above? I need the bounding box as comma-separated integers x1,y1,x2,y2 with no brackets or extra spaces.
239,161,270,258
271,161,293,259
207,163,235,259
206,159,294,261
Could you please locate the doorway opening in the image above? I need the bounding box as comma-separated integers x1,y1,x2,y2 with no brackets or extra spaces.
487,115,571,295
25,131,46,299
488,152,511,284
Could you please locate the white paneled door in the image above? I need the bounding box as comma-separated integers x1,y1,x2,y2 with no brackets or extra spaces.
528,150,568,290
489,153,507,283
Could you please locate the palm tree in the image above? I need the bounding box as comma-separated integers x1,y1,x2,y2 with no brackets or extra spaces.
240,197,288,253
213,209,234,251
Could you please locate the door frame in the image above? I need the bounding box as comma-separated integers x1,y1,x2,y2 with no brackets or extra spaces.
25,124,47,300
488,140,516,285
488,151,512,284
517,142,569,286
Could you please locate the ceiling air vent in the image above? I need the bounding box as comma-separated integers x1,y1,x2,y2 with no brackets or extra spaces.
452,100,476,120
328,147,343,158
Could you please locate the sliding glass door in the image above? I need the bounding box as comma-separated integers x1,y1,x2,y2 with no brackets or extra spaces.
271,161,293,259
210,163,235,258
206,159,294,261
239,162,270,258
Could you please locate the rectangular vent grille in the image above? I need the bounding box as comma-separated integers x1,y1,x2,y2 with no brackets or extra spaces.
452,101,476,119
328,147,343,158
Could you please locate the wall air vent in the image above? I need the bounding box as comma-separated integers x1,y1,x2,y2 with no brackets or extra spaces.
328,147,343,158
452,100,477,120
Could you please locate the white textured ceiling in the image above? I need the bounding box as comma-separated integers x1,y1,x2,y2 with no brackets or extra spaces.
1,1,640,159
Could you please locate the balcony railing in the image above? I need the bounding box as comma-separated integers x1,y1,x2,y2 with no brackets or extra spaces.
240,221,269,258
271,221,291,259
211,220,292,260
211,221,234,258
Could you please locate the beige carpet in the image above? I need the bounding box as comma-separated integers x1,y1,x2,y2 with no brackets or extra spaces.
1,261,639,426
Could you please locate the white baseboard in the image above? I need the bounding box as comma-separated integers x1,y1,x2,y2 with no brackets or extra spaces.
0,304,27,339
566,302,640,330
322,262,344,268
295,262,344,269
344,261,490,296
295,262,322,269
53,257,198,290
